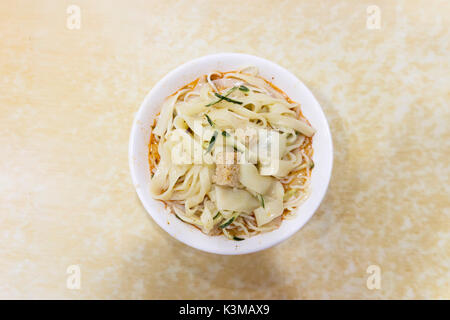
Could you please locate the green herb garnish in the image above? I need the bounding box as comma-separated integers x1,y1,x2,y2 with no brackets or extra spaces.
238,85,249,92
233,236,245,241
222,131,230,137
259,194,265,208
205,131,218,153
219,217,235,229
213,92,243,105
213,212,220,219
205,114,214,127
206,87,237,106
309,161,314,169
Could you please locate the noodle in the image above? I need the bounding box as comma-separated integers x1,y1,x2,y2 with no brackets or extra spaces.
148,67,315,240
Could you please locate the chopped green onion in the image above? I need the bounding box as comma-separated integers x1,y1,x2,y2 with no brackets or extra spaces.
238,85,249,92
205,131,218,153
205,114,214,127
214,92,243,105
309,161,314,169
259,194,265,208
213,212,220,219
233,236,245,241
222,131,230,137
219,217,235,229
206,87,237,106
175,214,182,221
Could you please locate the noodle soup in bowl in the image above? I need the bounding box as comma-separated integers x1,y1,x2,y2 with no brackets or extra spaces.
129,53,333,255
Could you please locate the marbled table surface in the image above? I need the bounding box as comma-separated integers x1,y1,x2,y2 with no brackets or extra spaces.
0,0,448,299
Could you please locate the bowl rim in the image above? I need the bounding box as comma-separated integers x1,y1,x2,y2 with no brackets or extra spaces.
129,52,333,255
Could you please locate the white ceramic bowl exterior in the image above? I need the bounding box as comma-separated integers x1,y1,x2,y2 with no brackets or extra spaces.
129,53,333,255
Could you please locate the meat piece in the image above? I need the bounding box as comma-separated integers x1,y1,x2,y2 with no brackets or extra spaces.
213,152,240,187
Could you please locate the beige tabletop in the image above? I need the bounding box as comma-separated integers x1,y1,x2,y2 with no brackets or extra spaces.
0,0,449,299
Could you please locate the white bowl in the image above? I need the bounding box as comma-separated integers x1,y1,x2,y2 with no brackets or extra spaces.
129,53,333,255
